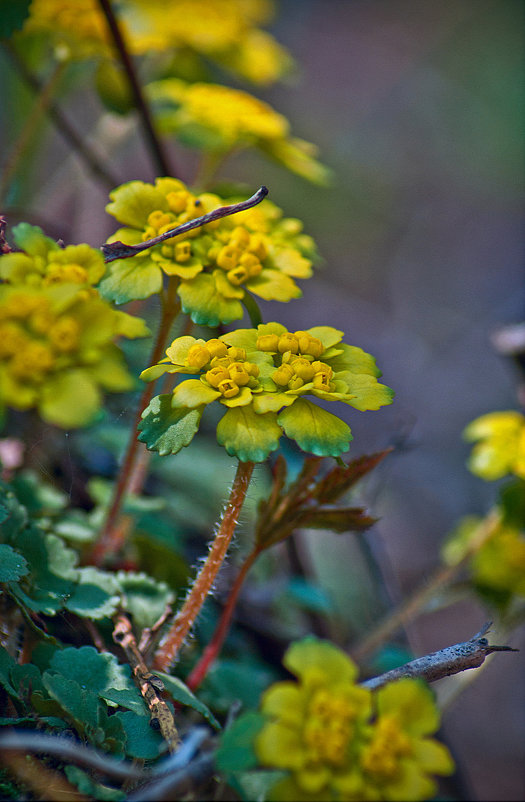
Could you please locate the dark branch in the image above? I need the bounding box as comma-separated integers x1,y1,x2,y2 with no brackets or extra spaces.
97,0,173,177
361,622,518,691
102,185,269,262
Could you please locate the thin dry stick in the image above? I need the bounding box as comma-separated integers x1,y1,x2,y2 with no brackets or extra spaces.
0,731,145,781
3,42,120,190
112,611,180,752
352,508,502,661
97,0,173,178
0,751,89,802
102,186,269,262
153,460,255,671
361,622,518,690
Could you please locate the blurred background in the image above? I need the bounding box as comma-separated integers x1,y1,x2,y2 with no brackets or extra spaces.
2,1,524,799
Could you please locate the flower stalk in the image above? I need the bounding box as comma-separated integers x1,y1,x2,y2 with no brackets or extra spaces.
186,546,261,691
88,278,181,565
153,459,255,671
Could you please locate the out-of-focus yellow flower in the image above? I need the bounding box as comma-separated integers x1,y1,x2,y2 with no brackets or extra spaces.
20,0,112,58
443,515,525,599
122,0,292,85
20,0,292,84
148,80,331,184
464,411,525,480
0,283,148,427
0,224,105,288
254,639,454,802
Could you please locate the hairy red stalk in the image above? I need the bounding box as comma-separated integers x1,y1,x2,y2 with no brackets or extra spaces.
152,460,255,672
186,547,260,691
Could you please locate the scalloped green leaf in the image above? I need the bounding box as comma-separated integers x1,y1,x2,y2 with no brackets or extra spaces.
65,567,121,619
278,398,352,457
115,571,175,629
49,646,134,697
0,544,29,582
11,222,58,257
138,394,203,456
99,259,163,304
156,672,220,730
216,406,282,462
115,710,164,759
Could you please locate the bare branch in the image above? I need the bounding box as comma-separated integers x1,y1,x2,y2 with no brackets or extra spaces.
102,186,269,262
361,622,518,691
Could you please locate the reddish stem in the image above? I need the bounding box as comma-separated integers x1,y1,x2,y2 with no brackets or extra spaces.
186,546,260,691
152,460,255,672
88,280,180,565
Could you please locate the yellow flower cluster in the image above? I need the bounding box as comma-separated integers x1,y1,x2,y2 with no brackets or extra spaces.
464,410,525,480
20,0,291,84
255,639,454,801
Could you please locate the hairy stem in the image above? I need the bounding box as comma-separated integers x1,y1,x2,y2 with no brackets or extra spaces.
153,460,255,671
186,547,261,691
88,279,180,565
97,0,173,177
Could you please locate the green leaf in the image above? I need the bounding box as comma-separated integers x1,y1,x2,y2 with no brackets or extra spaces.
203,660,275,713
0,544,29,582
101,687,148,717
278,398,352,457
233,770,288,802
115,571,175,630
138,394,203,456
215,712,266,772
64,567,120,619
178,273,243,326
42,672,100,734
49,646,135,699
155,672,220,729
115,710,164,759
65,766,125,802
0,0,31,38
216,406,282,462
99,258,163,304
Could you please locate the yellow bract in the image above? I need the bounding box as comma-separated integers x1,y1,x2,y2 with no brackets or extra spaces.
464,410,525,480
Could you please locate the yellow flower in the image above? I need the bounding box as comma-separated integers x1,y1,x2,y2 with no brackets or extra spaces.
254,639,454,802
147,79,331,184
20,0,291,84
0,283,149,427
102,180,317,326
139,323,393,462
443,515,525,599
463,411,525,480
0,224,105,288
121,0,292,85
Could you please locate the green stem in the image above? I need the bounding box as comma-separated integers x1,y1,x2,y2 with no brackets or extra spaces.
152,460,255,671
186,547,261,691
97,0,173,177
88,278,180,565
0,59,66,205
2,42,119,190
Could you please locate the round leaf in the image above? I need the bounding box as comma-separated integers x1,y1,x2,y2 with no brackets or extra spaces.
277,398,352,457
138,394,202,456
216,406,282,462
